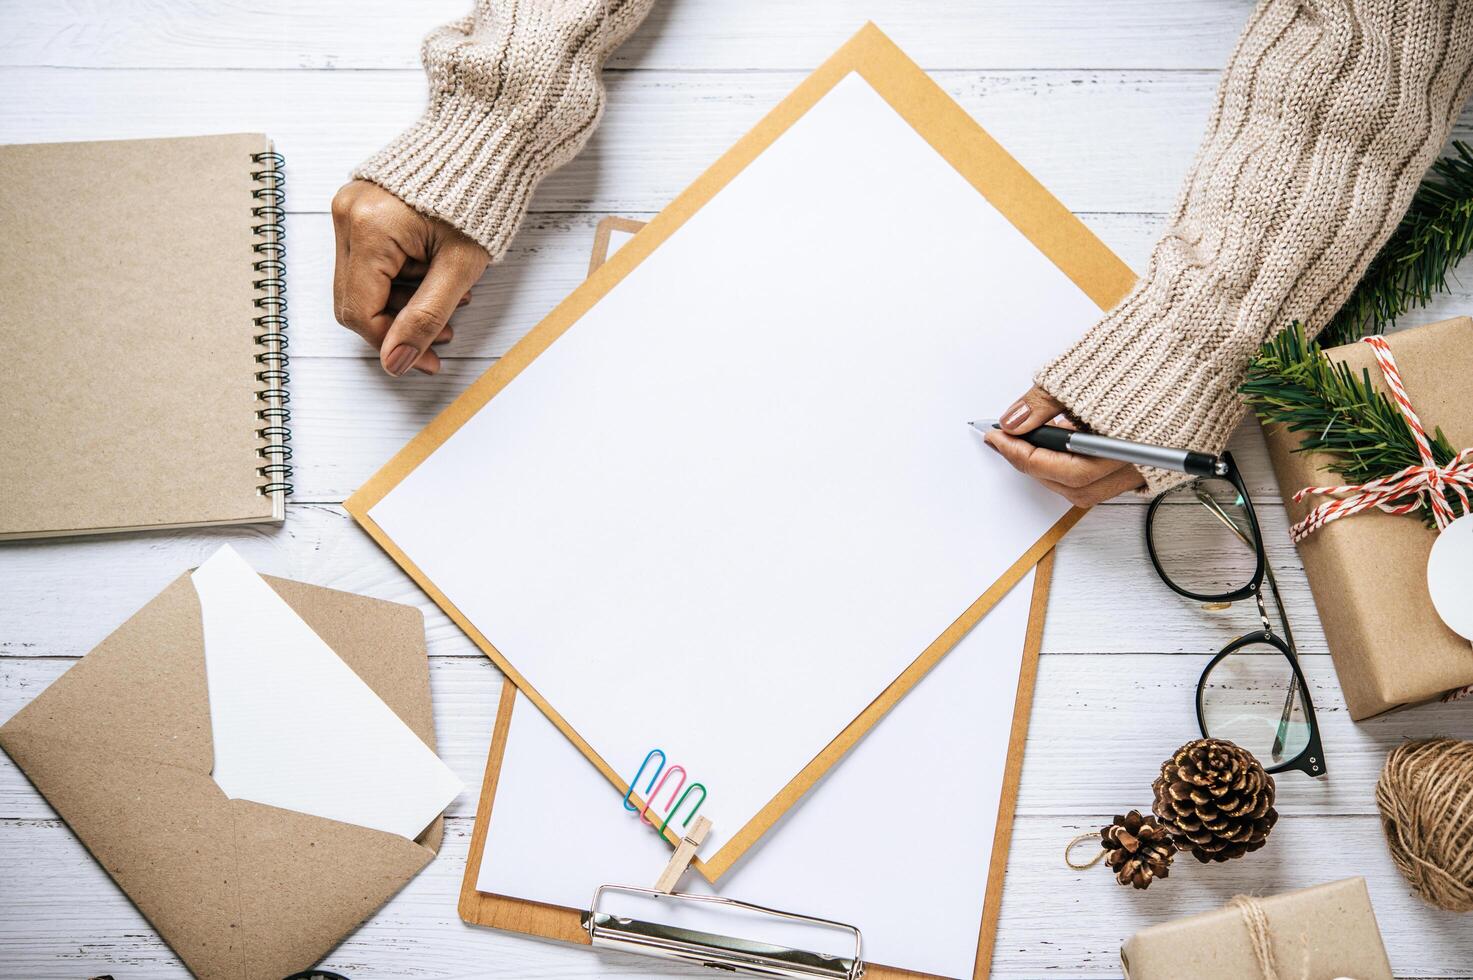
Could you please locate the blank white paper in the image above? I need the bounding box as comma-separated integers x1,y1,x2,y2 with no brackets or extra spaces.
193,545,463,839
477,570,1036,980
370,71,1098,859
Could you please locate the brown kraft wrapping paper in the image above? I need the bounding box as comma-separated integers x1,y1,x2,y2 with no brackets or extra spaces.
1261,316,1473,720
1120,878,1393,980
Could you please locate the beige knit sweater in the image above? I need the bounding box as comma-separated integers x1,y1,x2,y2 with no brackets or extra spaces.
1038,0,1473,492
361,1,1473,494
354,0,656,261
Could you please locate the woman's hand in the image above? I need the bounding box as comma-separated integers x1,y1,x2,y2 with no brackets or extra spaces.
331,180,489,376
984,386,1145,508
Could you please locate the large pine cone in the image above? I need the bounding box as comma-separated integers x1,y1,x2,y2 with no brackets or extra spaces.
1151,738,1278,863
1101,810,1176,889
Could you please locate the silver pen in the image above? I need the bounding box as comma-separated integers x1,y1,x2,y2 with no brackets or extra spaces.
969,419,1229,478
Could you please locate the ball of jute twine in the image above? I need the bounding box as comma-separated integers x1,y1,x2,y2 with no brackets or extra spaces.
1375,738,1473,913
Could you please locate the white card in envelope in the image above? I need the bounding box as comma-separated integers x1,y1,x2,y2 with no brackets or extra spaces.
194,545,462,839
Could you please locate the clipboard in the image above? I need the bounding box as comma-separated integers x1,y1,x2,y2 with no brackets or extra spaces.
458,552,1057,980
346,22,1135,882
464,214,1054,978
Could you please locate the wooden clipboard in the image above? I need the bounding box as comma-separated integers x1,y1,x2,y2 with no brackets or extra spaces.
346,22,1134,882
459,549,1057,980
463,209,1059,979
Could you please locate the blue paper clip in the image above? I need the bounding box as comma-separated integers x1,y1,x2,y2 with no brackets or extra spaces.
623,748,666,812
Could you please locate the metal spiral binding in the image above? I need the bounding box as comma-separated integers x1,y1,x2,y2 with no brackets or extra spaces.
250,151,293,498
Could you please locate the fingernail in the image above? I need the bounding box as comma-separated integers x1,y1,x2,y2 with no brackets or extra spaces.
384,344,418,377
1002,400,1031,429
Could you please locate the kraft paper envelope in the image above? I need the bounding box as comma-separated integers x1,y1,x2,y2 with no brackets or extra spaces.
0,571,446,979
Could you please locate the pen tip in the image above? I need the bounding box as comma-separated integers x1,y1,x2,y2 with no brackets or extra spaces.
968,419,999,431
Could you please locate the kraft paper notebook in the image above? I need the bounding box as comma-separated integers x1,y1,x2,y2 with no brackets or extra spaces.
0,134,291,540
450,222,1057,980
347,24,1135,881
0,546,460,979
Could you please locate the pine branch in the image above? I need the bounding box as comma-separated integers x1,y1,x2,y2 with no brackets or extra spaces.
1241,324,1458,526
1321,140,1473,347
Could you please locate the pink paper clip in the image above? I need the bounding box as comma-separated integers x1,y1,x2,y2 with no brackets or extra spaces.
639,765,686,826
624,749,708,836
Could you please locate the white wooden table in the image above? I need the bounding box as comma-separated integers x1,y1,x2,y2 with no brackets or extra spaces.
3,3,1472,976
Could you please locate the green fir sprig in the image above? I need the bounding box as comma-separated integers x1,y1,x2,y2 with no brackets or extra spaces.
1240,324,1459,526
1321,141,1473,347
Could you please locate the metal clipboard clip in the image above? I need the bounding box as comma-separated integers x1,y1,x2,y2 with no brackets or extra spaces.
594,749,865,978
582,883,865,980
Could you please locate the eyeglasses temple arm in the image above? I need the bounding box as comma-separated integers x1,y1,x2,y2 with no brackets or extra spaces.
1261,563,1302,759
1192,487,1254,549
1195,486,1302,759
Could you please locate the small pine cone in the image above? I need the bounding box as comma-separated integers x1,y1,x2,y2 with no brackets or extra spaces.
1101,810,1176,889
1152,738,1278,863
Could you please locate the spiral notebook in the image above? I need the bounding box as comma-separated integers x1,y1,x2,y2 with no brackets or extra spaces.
0,134,292,540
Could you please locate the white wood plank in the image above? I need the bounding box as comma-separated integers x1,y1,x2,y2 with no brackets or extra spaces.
0,488,1339,661
993,814,1473,978
5,652,1470,823
0,505,489,660
6,65,1462,217
1,814,1466,978
0,1,1255,71
0,815,707,979
0,656,502,823
0,67,1237,214
1018,655,1473,817
278,351,1460,505
279,356,1290,504
283,211,1473,361
285,211,1165,363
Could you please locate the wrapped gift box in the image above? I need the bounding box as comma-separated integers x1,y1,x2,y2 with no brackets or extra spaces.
1120,878,1393,980
1262,316,1473,719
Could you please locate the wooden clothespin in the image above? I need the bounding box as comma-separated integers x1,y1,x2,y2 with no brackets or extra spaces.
653,816,712,893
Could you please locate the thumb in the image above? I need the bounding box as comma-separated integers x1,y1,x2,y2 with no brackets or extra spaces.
999,385,1067,434
380,242,488,376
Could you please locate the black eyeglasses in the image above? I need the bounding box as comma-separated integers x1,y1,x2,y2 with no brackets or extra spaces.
1145,452,1327,778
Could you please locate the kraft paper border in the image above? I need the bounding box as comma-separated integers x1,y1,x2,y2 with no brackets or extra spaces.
347,22,1134,882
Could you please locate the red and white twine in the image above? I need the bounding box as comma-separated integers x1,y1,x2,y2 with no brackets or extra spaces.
1289,336,1473,544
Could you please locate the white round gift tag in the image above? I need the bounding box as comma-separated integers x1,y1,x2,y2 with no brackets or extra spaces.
1427,512,1473,639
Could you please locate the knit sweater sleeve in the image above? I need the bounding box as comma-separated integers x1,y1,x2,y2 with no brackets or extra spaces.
1036,0,1473,494
353,0,655,260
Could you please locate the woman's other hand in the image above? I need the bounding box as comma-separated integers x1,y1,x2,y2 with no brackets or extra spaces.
983,386,1145,508
331,180,489,376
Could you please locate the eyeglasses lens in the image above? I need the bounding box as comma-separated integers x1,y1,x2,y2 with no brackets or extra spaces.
1200,642,1311,768
1149,478,1259,598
